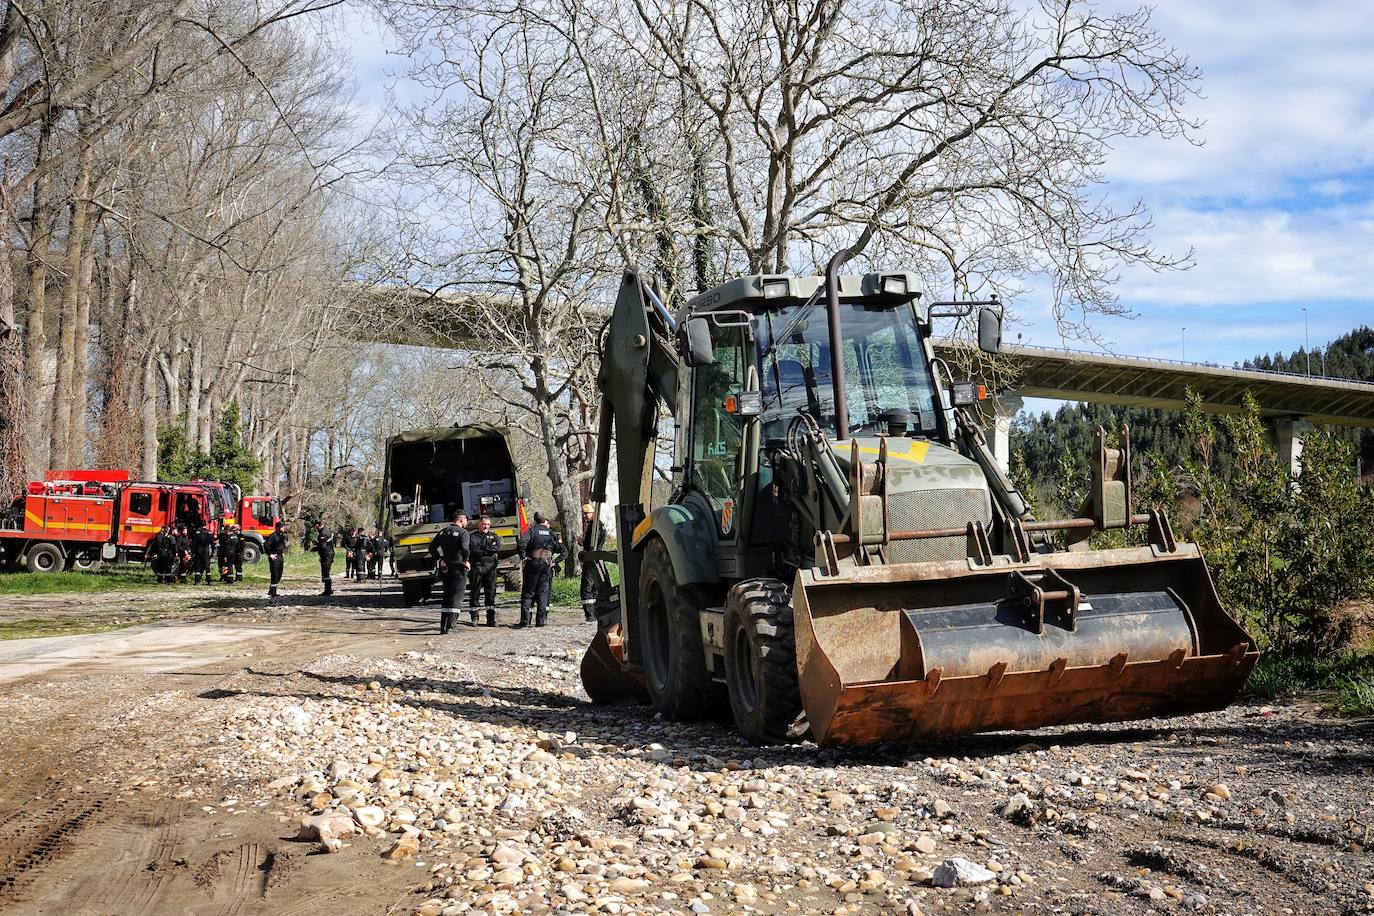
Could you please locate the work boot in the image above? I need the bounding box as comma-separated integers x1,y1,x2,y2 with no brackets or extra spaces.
469,611,479,626
514,614,530,629
535,614,547,628
485,610,496,628
582,600,596,622
269,586,278,599
322,578,333,596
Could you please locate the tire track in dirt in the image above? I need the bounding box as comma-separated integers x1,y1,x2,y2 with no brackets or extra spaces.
0,796,107,902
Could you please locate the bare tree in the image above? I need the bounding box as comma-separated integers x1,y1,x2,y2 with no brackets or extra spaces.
575,0,1199,327
378,4,615,559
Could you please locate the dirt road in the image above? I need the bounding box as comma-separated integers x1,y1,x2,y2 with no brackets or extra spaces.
0,580,1371,915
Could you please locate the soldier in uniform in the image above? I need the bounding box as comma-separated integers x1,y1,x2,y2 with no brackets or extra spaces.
190,524,216,584
467,516,501,627
517,511,563,628
429,511,470,634
576,503,605,623
314,519,336,596
264,520,288,599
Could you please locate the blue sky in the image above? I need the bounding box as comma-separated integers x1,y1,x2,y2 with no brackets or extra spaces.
328,1,1374,373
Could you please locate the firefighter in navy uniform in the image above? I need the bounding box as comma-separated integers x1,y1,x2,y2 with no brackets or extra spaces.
576,503,605,623
366,531,382,579
352,528,368,582
264,521,288,599
314,520,336,596
190,524,216,584
346,521,357,579
218,524,240,583
429,511,470,634
173,524,191,583
467,516,501,627
517,511,563,628
149,526,178,584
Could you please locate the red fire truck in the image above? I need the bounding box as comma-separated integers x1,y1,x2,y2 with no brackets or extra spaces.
0,473,217,573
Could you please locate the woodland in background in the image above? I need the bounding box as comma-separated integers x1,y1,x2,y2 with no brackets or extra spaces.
1012,326,1374,699
0,1,384,520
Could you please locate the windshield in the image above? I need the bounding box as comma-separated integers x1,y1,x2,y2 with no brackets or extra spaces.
758,299,939,440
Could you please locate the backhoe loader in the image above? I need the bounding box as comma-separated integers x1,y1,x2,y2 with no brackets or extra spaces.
580,253,1258,745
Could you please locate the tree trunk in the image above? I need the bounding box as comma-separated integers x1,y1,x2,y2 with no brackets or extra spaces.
141,353,159,478
49,145,96,469
0,9,25,493
185,335,201,446
536,399,581,577
0,194,22,494
23,115,56,476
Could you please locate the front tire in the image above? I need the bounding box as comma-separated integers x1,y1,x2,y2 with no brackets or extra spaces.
27,542,66,574
69,550,102,572
638,537,726,720
240,542,261,564
724,578,804,744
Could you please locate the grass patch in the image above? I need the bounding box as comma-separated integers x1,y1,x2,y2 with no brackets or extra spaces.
1244,644,1374,717
0,566,156,595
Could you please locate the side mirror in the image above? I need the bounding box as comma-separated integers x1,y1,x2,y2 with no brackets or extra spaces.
977,307,1002,354
682,317,714,367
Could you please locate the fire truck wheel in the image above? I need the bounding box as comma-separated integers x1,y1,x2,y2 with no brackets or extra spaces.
69,551,102,572
240,542,261,564
26,542,66,574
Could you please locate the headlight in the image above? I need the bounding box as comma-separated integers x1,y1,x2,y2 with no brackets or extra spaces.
880,275,908,296
762,278,790,298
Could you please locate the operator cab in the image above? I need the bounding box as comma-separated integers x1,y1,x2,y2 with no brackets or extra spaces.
681,272,943,446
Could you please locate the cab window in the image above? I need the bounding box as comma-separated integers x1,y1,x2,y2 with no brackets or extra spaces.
691,322,746,535
129,492,152,515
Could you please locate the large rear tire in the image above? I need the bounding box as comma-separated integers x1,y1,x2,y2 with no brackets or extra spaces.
724,578,804,744
27,542,65,574
240,542,261,564
638,537,726,720
402,579,429,607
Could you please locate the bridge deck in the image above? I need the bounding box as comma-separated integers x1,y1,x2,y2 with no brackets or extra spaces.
936,342,1374,429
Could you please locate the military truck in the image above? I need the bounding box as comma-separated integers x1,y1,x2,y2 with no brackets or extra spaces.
380,425,530,607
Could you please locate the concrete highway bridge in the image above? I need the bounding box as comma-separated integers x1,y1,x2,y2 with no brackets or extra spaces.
359,286,1374,472
934,341,1374,473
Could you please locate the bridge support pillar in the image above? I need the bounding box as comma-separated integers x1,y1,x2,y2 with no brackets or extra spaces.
986,394,1024,474
1272,417,1315,477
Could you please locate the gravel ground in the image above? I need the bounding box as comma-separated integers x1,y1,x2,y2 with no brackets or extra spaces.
191,605,1374,916
2,589,1371,915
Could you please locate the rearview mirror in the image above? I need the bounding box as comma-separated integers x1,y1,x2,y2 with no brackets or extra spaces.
977,307,1002,354
682,317,714,367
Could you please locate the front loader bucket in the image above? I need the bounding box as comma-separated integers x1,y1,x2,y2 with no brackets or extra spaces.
793,545,1258,746
580,625,650,705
